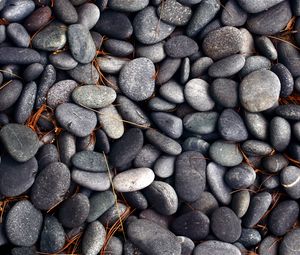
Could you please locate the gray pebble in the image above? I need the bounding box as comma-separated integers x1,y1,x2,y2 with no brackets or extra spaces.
241,140,273,156
278,42,300,77
177,236,194,255
7,23,30,47
190,57,213,78
58,131,76,167
239,56,271,78
154,155,175,178
255,36,278,61
194,241,241,255
211,78,238,108
225,163,256,189
1,0,35,22
279,228,300,255
281,166,300,199
103,39,134,57
270,116,291,152
108,0,149,12
123,191,148,210
53,0,78,24
148,97,177,111
236,0,285,13
0,47,40,65
23,63,44,81
100,202,127,227
221,0,247,26
157,57,181,84
159,81,184,104
165,35,198,58
259,236,278,255
82,221,106,255
77,3,100,30
72,151,107,172
231,190,250,218
238,228,261,248
105,236,123,255
136,42,166,63
182,137,210,154
68,63,99,84
272,63,294,97
49,52,78,70
98,56,129,74
134,144,161,168
244,111,268,140
36,143,59,169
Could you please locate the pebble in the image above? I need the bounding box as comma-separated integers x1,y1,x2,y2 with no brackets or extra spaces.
116,95,151,127
239,56,271,78
209,140,243,167
211,207,242,243
236,0,285,13
148,97,177,111
106,236,123,255
0,79,22,111
32,22,67,52
208,54,245,78
281,166,300,199
241,140,273,156
36,144,59,170
58,193,90,228
23,63,44,82
127,219,181,255
255,36,278,61
146,129,182,156
279,228,300,255
119,57,155,101
268,200,299,236
157,57,181,85
1,0,35,22
136,42,166,64
152,112,183,139
58,131,76,167
154,155,175,178
231,190,250,218
47,80,78,108
0,47,40,65
207,162,232,205
113,168,155,192
183,112,218,135
225,163,256,189
247,1,292,35
272,63,294,97
49,52,78,70
100,202,127,227
11,247,37,255
238,228,261,248
211,78,238,108
190,57,213,78
239,70,281,112
144,181,178,215
221,0,247,27
244,111,268,140
262,153,289,173
184,79,215,111
182,137,210,154
68,63,99,84
159,81,184,104
178,236,194,255
16,83,36,124
218,109,248,142
109,128,144,168
55,103,97,137
97,105,125,139
7,23,30,47
108,0,149,12
40,216,65,253
97,56,128,74
172,211,210,240
31,162,70,210
133,7,175,44
94,10,133,39
23,6,52,32
165,35,198,58
0,155,37,197
77,3,100,30
123,191,148,210
134,144,161,168
53,0,78,24
175,151,206,202
68,24,96,64
243,192,272,228
193,241,241,255
103,39,134,57
0,123,39,162
5,200,42,246
186,0,220,37
202,26,242,60
157,0,192,26
259,236,278,255
72,169,110,191
278,42,300,77
87,191,115,222
72,151,107,172
270,116,291,152
82,221,106,255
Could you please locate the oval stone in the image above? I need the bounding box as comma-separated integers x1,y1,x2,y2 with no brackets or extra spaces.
1,0,35,22
281,166,300,199
279,228,300,255
82,221,106,255
113,168,155,192
49,52,78,71
225,163,256,189
24,6,52,32
236,0,284,13
183,112,218,135
165,35,198,58
72,170,110,191
270,116,291,152
194,241,241,255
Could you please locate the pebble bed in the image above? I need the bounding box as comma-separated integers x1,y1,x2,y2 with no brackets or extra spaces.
0,0,300,255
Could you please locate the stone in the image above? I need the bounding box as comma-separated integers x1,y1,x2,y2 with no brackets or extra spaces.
36,144,59,170
123,191,148,210
239,56,271,78
133,7,175,44
49,52,78,70
77,3,100,30
279,228,300,255
165,35,198,58
221,0,247,26
0,47,40,65
103,39,134,57
182,137,210,154
236,0,284,13
127,219,181,255
119,57,155,102
0,155,37,197
281,166,300,199
241,140,273,156
202,26,242,60
71,151,107,172
231,190,250,218
55,103,97,137
31,162,71,210
0,79,22,112
238,228,261,248
194,241,241,255
1,0,35,22
244,111,268,140
225,163,256,189
108,0,149,12
239,70,281,112
7,23,30,47
24,6,52,32
148,97,177,111
58,193,90,228
0,123,39,162
278,42,300,77
97,56,128,74
256,36,278,61
136,42,166,64
154,155,176,178
5,200,43,246
134,144,161,168
58,131,76,167
53,0,78,24
23,63,44,82
82,221,106,255
262,154,289,173
100,202,127,227
272,63,294,97
68,63,99,84
157,57,181,85
270,116,291,152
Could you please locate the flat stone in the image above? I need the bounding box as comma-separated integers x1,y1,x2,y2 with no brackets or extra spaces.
134,144,161,168
68,63,99,84
100,202,127,227
49,52,78,70
240,69,281,112
40,216,65,253
82,221,106,255
281,166,300,199
225,163,256,189
53,0,78,24
119,57,155,102
97,105,124,139
47,80,78,108
186,0,220,37
0,47,40,65
77,3,100,30
1,0,35,22
209,140,243,167
32,22,67,51
157,0,192,26
175,151,206,202
113,168,155,192
244,111,268,140
128,219,181,255
184,79,215,111
0,155,37,197
247,1,292,35
136,42,166,64
55,103,97,137
211,78,238,108
207,162,232,205
165,35,198,58
31,162,71,210
236,0,284,13
218,109,248,142
71,151,107,172
0,123,39,162
103,39,134,57
58,193,90,228
6,200,42,246
172,211,210,240
270,116,291,152
0,79,22,111
194,241,241,255
7,23,30,47
243,192,272,228
68,24,96,64
144,181,178,215
231,190,250,218
24,6,52,32
202,26,242,60
221,0,247,26
133,6,175,44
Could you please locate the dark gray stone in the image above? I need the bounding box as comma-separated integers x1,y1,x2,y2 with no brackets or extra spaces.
259,236,278,255
103,39,134,57
278,42,300,77
108,0,148,12
239,56,271,78
182,137,210,154
68,63,99,84
36,143,59,169
238,228,261,248
7,23,30,47
77,3,100,30
58,131,76,167
157,57,181,85
262,153,289,173
236,0,284,13
270,116,291,152
231,190,250,218
134,144,161,168
72,151,107,172
255,36,278,60
148,97,177,111
53,0,78,24
190,57,213,78
244,111,268,140
165,35,198,58
23,63,44,82
49,52,78,70
82,221,106,255
221,0,247,26
0,47,40,65
136,42,166,64
279,228,300,255
1,0,35,22
211,78,238,108
241,140,273,156
281,166,300,199
272,63,294,97
183,112,218,135
123,191,148,210
0,79,23,111
225,163,256,189
100,202,127,227
194,241,241,255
